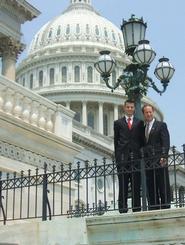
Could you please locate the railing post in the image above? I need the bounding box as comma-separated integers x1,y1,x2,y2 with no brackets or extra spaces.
172,146,178,207
140,148,147,211
94,159,97,209
85,160,89,214
112,158,116,210
0,172,6,225
42,163,48,221
77,161,80,216
103,157,107,209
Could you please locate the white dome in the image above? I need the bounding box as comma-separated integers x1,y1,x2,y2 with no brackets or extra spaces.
28,0,124,55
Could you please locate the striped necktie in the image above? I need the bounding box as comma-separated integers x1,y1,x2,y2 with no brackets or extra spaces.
145,123,150,142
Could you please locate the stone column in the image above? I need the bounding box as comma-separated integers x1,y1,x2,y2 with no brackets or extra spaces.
98,102,103,134
114,104,119,121
82,101,87,126
0,37,24,81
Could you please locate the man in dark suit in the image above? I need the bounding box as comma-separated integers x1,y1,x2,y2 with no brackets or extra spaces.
142,104,171,210
114,99,143,213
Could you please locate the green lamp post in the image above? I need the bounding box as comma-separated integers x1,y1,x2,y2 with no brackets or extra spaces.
94,15,175,119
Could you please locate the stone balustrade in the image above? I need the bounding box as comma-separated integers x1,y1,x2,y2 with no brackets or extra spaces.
0,75,75,141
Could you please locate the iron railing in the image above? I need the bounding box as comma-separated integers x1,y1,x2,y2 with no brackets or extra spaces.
0,145,185,224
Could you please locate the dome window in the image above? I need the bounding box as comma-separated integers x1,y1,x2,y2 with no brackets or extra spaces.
48,29,53,38
62,67,67,83
39,70,43,87
30,74,33,89
57,26,61,36
95,25,100,36
86,24,90,34
112,31,116,42
87,66,93,83
22,77,25,87
76,24,80,34
50,68,55,85
34,35,39,49
118,33,122,44
74,66,80,83
103,113,108,136
66,24,70,35
104,28,108,39
74,111,81,122
88,111,95,129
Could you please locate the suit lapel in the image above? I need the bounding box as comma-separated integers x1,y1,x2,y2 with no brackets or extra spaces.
131,117,138,130
121,116,131,131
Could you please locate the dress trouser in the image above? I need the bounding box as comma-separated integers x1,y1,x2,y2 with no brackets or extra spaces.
146,164,171,210
118,161,141,213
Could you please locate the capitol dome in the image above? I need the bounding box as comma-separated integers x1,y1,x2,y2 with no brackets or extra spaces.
16,0,162,137
28,0,124,55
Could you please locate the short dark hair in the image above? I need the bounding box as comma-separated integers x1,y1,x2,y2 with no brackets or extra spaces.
142,104,154,113
124,99,135,106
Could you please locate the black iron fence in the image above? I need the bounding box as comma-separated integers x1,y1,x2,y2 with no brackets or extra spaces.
0,145,185,224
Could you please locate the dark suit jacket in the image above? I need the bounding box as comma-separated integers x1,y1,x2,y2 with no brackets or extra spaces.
144,120,170,159
114,116,143,166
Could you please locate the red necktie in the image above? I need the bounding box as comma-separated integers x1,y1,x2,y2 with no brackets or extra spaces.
127,117,132,130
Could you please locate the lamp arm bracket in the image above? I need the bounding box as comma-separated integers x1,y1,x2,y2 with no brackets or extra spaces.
147,76,169,95
102,76,122,92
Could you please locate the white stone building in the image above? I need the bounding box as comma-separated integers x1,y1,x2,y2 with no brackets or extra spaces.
1,1,185,244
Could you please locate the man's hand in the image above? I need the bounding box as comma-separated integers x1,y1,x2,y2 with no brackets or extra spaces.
160,158,167,167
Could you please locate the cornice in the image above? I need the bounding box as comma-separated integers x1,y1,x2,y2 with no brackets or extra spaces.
16,44,125,73
0,0,40,22
72,131,114,158
37,85,126,100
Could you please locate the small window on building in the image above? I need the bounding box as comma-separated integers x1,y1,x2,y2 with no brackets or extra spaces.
48,29,53,38
95,25,100,36
50,68,55,85
103,113,108,136
87,66,93,83
74,111,81,122
74,66,80,83
30,74,33,89
76,24,80,34
104,28,108,38
57,26,61,36
39,70,43,87
112,31,116,41
66,24,70,35
22,77,25,87
62,67,67,83
86,24,90,35
87,111,94,129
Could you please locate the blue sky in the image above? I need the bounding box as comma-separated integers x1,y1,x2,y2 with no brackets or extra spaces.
20,0,185,150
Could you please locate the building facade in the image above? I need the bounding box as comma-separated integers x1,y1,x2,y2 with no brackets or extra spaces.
1,2,185,244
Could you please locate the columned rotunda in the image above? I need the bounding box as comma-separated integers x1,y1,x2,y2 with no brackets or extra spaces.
16,0,162,138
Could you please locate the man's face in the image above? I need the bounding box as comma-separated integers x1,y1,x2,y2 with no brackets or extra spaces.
143,106,154,122
124,102,135,117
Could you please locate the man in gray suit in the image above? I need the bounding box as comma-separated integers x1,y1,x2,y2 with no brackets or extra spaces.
142,104,171,210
